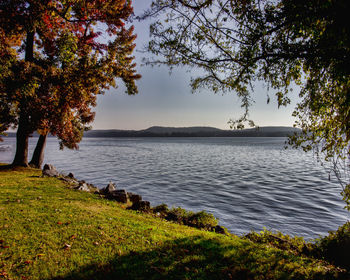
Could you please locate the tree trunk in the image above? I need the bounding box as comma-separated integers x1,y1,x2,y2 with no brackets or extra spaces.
25,30,34,61
12,30,35,167
29,133,47,169
12,117,30,167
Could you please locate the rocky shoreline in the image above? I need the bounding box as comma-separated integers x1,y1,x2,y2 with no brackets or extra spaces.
42,164,227,234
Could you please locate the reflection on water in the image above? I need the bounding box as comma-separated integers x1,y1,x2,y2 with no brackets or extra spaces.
1,137,349,239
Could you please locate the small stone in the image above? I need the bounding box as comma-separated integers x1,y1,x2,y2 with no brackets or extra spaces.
86,183,98,193
128,192,142,204
43,164,55,171
68,173,74,178
102,182,116,195
42,164,59,177
129,201,151,212
76,183,90,192
60,177,79,185
110,189,129,203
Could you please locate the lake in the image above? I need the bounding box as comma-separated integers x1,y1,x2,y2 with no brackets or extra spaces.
1,137,349,240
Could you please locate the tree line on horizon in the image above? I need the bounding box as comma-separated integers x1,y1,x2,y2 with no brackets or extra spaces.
4,125,301,137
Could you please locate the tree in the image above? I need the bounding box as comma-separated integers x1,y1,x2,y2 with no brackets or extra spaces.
143,0,350,208
0,29,19,140
28,26,140,168
0,0,140,167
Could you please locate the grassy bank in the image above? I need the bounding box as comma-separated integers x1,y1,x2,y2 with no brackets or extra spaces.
0,165,347,279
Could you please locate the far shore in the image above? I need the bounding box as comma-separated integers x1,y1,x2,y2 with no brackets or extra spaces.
3,125,300,138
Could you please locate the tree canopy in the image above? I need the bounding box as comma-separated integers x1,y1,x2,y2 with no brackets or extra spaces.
143,0,350,208
0,0,140,166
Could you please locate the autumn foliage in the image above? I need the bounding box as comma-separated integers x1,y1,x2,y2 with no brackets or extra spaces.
0,0,140,166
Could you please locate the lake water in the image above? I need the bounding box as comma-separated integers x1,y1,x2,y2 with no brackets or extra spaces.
1,137,349,240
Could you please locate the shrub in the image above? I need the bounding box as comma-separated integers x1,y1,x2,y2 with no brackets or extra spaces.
152,205,222,232
314,222,350,270
244,228,313,256
187,211,218,230
152,203,169,213
166,207,190,224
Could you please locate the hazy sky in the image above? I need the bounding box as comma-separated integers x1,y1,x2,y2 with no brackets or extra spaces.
92,1,299,130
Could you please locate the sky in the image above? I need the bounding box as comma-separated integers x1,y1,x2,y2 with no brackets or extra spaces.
92,0,299,130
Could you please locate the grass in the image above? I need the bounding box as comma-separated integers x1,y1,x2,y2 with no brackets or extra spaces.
0,164,348,279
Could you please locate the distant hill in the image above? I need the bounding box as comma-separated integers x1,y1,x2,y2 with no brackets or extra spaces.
144,126,222,134
83,126,300,137
4,126,301,138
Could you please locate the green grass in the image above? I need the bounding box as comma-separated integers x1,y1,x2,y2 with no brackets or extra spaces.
0,165,347,279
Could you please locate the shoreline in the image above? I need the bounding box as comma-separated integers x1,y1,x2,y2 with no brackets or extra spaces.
42,164,229,235
1,163,349,279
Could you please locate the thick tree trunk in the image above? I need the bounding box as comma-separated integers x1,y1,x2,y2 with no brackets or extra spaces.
29,133,47,169
25,31,34,61
12,117,30,167
11,30,35,167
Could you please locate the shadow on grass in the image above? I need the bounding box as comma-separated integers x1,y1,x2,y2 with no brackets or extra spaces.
0,164,37,171
51,236,253,280
0,164,13,170
0,164,40,172
49,235,347,280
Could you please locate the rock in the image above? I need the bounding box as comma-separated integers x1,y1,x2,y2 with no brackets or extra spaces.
59,176,79,185
74,182,99,193
128,192,142,204
129,201,151,212
76,183,90,192
110,189,129,203
87,183,99,193
67,173,74,179
101,182,116,195
43,164,55,171
42,164,59,177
